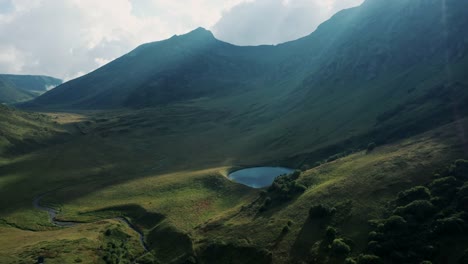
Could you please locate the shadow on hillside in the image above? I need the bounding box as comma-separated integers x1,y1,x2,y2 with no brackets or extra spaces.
86,204,165,229
289,217,327,262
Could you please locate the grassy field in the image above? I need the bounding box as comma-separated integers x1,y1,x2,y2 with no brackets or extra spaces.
0,219,147,263
1,104,466,262
190,119,468,263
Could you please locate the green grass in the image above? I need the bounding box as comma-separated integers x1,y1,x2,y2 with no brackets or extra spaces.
0,219,144,264
0,110,467,262
191,119,468,263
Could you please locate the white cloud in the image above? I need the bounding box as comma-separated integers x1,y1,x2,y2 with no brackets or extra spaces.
0,0,363,80
212,0,364,46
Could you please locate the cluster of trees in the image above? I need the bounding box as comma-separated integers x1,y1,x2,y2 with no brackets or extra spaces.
361,160,468,263
259,171,307,212
101,227,144,264
307,205,379,264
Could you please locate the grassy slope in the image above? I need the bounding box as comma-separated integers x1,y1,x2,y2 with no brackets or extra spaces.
0,79,35,104
0,105,69,157
192,119,468,263
1,107,466,262
0,74,62,104
0,219,146,264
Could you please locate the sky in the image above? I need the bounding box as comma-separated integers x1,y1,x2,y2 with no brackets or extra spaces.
0,0,363,81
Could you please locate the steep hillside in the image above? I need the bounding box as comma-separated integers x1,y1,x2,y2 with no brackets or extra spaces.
0,74,62,104
27,28,276,109
24,0,468,164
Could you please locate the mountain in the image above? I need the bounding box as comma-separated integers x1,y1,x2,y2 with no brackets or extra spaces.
26,27,278,109
25,0,468,161
0,74,62,104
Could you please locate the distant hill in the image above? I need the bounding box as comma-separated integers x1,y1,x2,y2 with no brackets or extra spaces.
0,74,62,104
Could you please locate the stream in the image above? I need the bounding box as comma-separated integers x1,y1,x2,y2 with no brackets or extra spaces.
32,192,149,252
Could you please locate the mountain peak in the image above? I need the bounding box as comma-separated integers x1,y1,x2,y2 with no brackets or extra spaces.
180,27,216,40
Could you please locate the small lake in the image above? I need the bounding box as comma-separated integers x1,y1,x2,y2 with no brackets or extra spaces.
228,167,294,188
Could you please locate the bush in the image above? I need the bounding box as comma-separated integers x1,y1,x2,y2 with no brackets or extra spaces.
394,200,435,221
290,170,301,180
368,231,384,241
396,186,431,206
357,254,382,264
433,216,465,234
292,182,307,193
383,215,407,231
331,239,351,257
282,225,290,234
367,143,377,153
300,164,310,171
267,172,306,201
259,197,272,212
325,226,337,242
430,196,449,208
345,258,357,264
367,241,381,254
429,176,460,196
458,183,468,198
309,204,336,219
449,159,468,180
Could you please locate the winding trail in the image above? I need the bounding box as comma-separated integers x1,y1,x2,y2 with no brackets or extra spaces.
32,192,149,252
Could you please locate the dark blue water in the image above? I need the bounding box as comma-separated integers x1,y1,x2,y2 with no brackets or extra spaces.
228,167,294,188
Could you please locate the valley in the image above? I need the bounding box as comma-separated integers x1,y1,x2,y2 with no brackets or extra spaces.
1,0,468,263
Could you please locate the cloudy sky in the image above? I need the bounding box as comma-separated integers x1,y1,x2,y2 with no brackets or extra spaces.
0,0,363,80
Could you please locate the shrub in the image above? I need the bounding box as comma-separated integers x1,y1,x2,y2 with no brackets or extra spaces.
367,241,381,254
325,226,337,242
357,254,382,264
429,176,460,196
367,143,377,153
396,186,431,206
282,225,290,234
368,231,384,241
420,261,432,264
290,170,301,180
394,200,435,221
331,239,351,257
259,197,272,212
309,204,336,219
430,196,449,208
345,258,357,264
458,183,468,198
433,216,465,234
292,182,307,193
449,159,468,180
383,215,407,231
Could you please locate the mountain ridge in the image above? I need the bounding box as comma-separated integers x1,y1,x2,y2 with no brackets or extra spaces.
21,0,468,161
0,74,62,104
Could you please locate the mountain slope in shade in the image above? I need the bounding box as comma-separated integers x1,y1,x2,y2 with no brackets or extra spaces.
24,0,468,159
27,27,278,109
0,74,62,104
